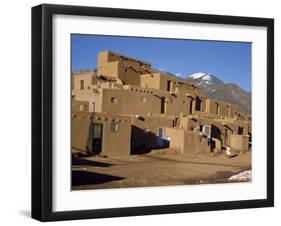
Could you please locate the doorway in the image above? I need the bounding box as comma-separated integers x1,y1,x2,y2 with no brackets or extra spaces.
225,128,231,145
160,97,165,114
157,127,165,147
189,99,193,114
90,123,103,154
167,80,171,91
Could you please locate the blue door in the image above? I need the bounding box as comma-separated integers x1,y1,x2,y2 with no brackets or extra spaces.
157,127,165,147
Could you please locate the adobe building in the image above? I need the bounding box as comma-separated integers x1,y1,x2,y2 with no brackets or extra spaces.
72,50,251,157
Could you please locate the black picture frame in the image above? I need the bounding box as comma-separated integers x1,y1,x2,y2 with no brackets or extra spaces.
31,4,274,222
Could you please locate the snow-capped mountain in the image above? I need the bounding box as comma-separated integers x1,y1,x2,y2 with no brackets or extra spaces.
186,72,251,113
187,72,225,93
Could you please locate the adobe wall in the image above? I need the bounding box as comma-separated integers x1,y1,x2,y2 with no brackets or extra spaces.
165,128,186,154
73,78,243,121
165,127,211,154
229,104,241,118
131,115,174,152
101,88,161,115
73,72,98,91
140,72,202,95
194,95,206,112
229,134,249,150
99,114,131,157
71,112,132,157
72,99,89,112
131,84,197,116
174,82,201,95
187,131,211,154
71,50,251,157
206,99,229,117
177,116,250,150
100,87,202,116
72,112,92,152
164,95,194,115
98,51,152,86
179,116,214,131
140,73,161,90
72,90,103,113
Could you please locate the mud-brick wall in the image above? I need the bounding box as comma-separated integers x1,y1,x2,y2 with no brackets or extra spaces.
140,73,161,90
229,135,249,150
98,51,151,86
164,128,211,154
206,99,230,117
165,128,186,154
165,95,193,116
73,73,95,91
72,113,92,153
101,88,161,115
101,115,131,157
72,91,103,113
72,112,132,157
72,99,89,112
185,131,211,154
131,115,174,151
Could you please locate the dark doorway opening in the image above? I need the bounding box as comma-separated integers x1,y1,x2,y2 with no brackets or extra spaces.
238,126,244,135
90,124,103,155
160,97,165,114
189,99,193,114
216,103,220,115
195,96,202,111
167,80,171,91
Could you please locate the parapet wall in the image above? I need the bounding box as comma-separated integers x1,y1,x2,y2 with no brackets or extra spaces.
98,51,152,86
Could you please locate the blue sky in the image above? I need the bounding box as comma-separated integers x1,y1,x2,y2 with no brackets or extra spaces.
71,34,252,91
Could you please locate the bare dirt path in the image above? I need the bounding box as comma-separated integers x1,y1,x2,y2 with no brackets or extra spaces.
72,152,251,190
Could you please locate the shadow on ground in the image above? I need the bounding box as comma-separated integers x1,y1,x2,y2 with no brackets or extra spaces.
72,170,125,186
72,158,113,167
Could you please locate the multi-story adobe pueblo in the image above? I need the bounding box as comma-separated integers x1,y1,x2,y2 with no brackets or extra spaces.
72,50,251,157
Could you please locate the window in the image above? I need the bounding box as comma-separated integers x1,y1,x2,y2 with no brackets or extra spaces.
216,103,220,115
93,124,102,138
111,97,118,104
111,122,119,132
195,96,202,111
238,126,244,135
189,99,193,114
160,97,165,114
157,127,164,139
167,80,171,91
80,80,84,90
203,125,211,137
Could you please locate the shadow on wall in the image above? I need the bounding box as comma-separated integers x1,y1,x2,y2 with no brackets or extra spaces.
72,170,125,186
130,125,169,155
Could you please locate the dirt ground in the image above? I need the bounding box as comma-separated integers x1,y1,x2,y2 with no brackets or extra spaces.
72,151,251,190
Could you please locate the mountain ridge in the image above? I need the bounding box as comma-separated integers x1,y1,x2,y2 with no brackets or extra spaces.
186,72,251,113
